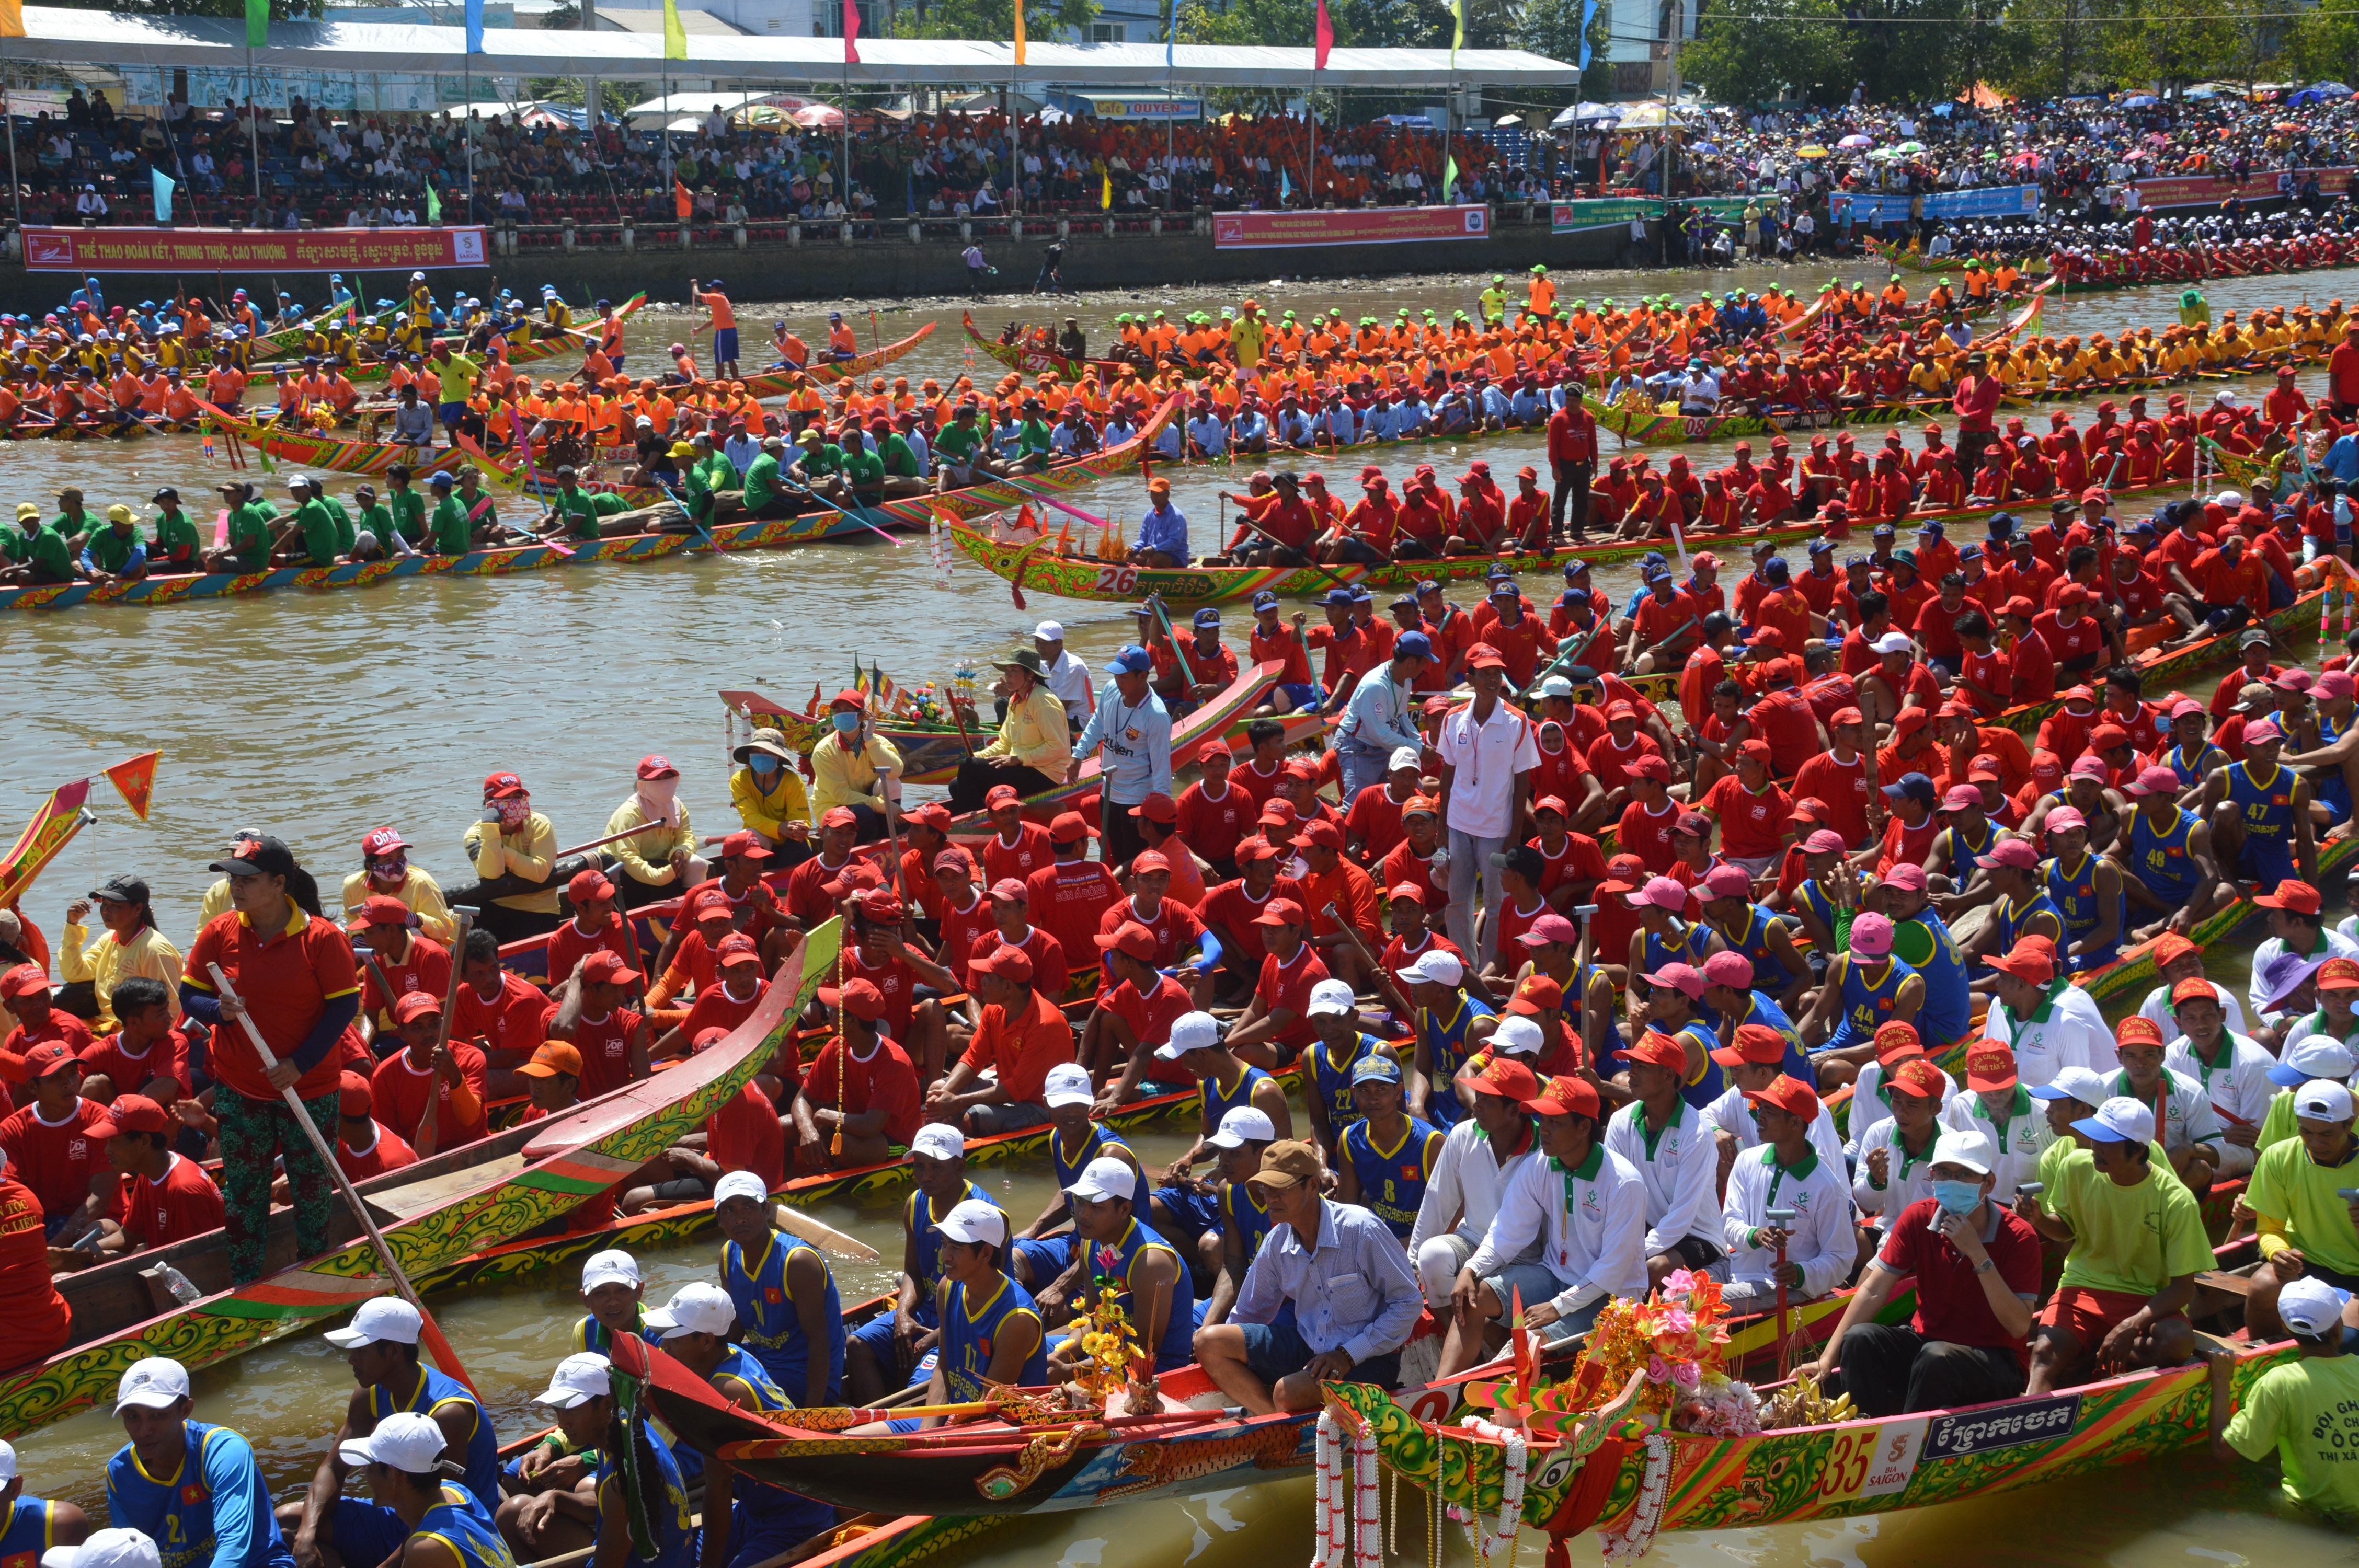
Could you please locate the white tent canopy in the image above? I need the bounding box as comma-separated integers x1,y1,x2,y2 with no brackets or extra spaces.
0,8,1580,88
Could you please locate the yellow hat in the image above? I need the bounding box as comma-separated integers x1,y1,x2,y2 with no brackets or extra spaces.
106,504,134,524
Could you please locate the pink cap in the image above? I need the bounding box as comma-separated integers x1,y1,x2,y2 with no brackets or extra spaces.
2045,805,2088,832
2169,698,2206,719
1803,829,1848,855
1702,863,1753,898
2319,669,2357,700
1883,862,1929,892
1976,838,2040,870
1941,783,1983,811
2127,765,2182,797
1628,875,1689,913
1518,913,1580,947
2247,718,2284,744
1643,962,1708,1000
2069,753,2110,779
1701,951,1754,988
1849,912,1894,959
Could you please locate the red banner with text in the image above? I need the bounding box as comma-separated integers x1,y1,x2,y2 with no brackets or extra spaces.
1210,205,1491,249
2131,167,2351,210
22,225,491,273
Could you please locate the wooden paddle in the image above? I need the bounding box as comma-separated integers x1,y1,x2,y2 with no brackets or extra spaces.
772,1202,881,1263
204,962,485,1398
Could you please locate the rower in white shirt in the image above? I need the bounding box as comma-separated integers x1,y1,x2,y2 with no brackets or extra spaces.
1936,1041,2052,1200
2277,959,2359,1066
1852,1056,1952,1230
1977,938,2116,1088
1407,1056,1543,1311
1602,1030,1725,1289
2247,882,2358,1044
2160,978,2273,1179
1842,1021,1964,1158
1437,1073,1646,1375
1720,1075,1857,1310
1703,1024,1844,1173
2133,933,2249,1040
2109,1011,2227,1194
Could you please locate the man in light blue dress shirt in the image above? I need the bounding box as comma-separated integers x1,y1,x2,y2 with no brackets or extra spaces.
1071,644,1172,866
1194,1140,1423,1414
1335,631,1432,801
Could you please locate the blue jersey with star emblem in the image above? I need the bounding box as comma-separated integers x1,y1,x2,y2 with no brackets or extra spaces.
107,1422,294,1568
939,1272,1047,1400
1338,1116,1444,1238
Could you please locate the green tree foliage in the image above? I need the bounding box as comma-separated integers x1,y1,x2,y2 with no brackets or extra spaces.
1681,0,1852,103
2288,0,2359,91
1989,0,2116,98
1516,0,1614,99
892,0,1097,39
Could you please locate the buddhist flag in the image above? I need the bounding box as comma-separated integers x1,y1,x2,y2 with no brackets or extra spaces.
1449,0,1463,65
0,0,24,41
842,0,859,63
246,0,268,47
0,779,91,908
1314,0,1332,68
103,753,161,822
662,0,687,60
1013,0,1025,64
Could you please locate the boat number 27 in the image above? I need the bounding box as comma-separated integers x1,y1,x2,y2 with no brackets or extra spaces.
1093,566,1141,594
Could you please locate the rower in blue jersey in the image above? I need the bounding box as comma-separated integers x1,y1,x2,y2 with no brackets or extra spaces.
1303,978,1405,1154
105,1357,295,1568
0,1438,91,1565
2156,699,2229,790
1795,913,1926,1084
331,1414,512,1568
2041,807,2126,973
843,1123,1009,1404
1146,1012,1293,1259
1624,879,1725,1001
1959,838,2068,979
1876,869,1975,1044
1183,1105,1283,1327
1697,868,1810,1009
1635,963,1728,1108
2123,767,2229,941
501,1354,692,1568
1334,1056,1444,1239
569,1250,648,1356
1012,1062,1151,1294
1050,1157,1195,1378
637,1284,837,1566
923,1200,1049,1419
1929,789,2003,893
1398,949,1491,1127
2206,721,2315,893
281,1300,500,1568
712,1172,845,1408
1696,953,1817,1083
1784,832,1851,955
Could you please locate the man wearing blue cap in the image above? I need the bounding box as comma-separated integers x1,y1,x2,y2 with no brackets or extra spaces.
1335,632,1430,803
1071,646,1171,867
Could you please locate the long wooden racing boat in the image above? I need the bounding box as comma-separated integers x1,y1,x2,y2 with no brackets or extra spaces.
965,312,1185,382
611,1274,1916,1519
0,921,837,1437
742,322,940,395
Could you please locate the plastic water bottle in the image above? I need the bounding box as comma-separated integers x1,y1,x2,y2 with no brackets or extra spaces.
156,1265,203,1306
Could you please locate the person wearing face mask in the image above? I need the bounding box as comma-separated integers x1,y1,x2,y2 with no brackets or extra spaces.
337,827,455,943
451,772,564,946
1800,1126,2041,1416
604,755,709,913
810,691,905,844
727,727,814,866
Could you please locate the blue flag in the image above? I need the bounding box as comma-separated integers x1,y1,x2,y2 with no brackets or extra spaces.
1165,0,1176,66
1578,0,1596,67
465,0,484,51
150,166,175,223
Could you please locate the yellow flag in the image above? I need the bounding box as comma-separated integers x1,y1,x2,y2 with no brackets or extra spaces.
1101,169,1112,209
662,0,686,59
1013,0,1025,64
0,0,27,38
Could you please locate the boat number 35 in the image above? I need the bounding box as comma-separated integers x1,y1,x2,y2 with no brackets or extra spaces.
1815,1418,1928,1504
1094,566,1141,594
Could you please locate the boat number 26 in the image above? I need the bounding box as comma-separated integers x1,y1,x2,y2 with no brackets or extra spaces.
1093,566,1141,594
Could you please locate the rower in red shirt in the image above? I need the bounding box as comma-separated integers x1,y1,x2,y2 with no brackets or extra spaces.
1224,897,1329,1069
540,950,649,1100
335,1071,419,1182
972,880,1073,1001
351,895,453,1038
77,976,193,1105
371,992,490,1152
793,978,924,1172
0,967,91,1112
93,1093,226,1258
542,870,642,993
0,1042,109,1240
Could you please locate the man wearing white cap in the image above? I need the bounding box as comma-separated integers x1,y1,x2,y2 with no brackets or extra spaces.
1146,1011,1292,1253
2242,1078,2359,1343
0,1437,89,1565
40,1530,153,1568
638,1284,834,1561
496,1354,691,1568
712,1172,844,1407
2019,1096,2207,1394
1399,948,1495,1129
1047,1155,1193,1381
843,1124,1007,1404
913,1198,1046,1423
1302,979,1402,1157
1190,1106,1281,1327
1030,621,1095,725
1012,1064,1148,1298
1804,1126,2041,1416
331,1413,508,1568
2207,1274,2359,1519
285,1299,501,1568
2255,1035,2359,1154
571,1250,646,1356
1409,1057,1541,1314
106,1357,295,1568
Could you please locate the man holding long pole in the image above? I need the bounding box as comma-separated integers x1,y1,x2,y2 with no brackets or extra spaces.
178,834,364,1286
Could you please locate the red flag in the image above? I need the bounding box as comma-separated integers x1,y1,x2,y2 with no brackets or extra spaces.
102,753,161,822
673,180,694,220
843,0,860,62
1314,0,1333,70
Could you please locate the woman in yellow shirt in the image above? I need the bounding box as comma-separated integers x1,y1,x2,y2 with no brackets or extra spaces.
947,648,1068,814
729,726,813,851
60,875,182,1033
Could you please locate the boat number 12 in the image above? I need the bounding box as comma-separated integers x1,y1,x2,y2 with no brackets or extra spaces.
1815,1417,1927,1504
1093,566,1140,594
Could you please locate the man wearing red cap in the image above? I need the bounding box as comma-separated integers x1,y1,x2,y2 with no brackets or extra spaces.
1605,1029,1725,1289
0,966,92,1099
1023,813,1121,990
925,945,1070,1135
781,808,866,932
809,693,906,845
654,934,770,1060
543,951,650,1100
1409,1053,1537,1311
350,895,452,1043
1437,1072,1643,1376
1226,898,1329,1068
1852,1055,1952,1227
332,1071,418,1182
543,870,640,1000
338,826,454,943
602,754,709,912
0,1041,108,1244
371,993,489,1155
1545,389,1597,539
76,1093,225,1263
794,977,922,1173
454,770,563,944
1436,642,1540,970
1718,1073,1854,1309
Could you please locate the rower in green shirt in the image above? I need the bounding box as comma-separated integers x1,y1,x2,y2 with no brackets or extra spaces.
282,475,347,567
842,440,885,505
319,486,363,559
741,437,789,519
0,502,68,586
384,467,429,547
681,432,739,523
540,468,605,541
146,486,202,573
1014,400,1053,470
426,471,476,554
351,483,405,558
933,404,992,494
78,503,149,584
789,427,852,506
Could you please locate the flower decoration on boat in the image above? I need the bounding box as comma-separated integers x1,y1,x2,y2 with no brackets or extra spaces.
1548,1269,1761,1436
1068,1279,1150,1407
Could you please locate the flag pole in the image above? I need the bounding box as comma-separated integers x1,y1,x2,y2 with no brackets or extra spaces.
4,52,21,235
246,47,262,206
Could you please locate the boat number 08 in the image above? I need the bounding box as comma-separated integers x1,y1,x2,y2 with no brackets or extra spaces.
1094,565,1141,594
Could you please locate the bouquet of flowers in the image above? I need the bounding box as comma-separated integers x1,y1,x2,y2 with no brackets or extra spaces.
1537,1270,1763,1437
1066,1279,1153,1409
